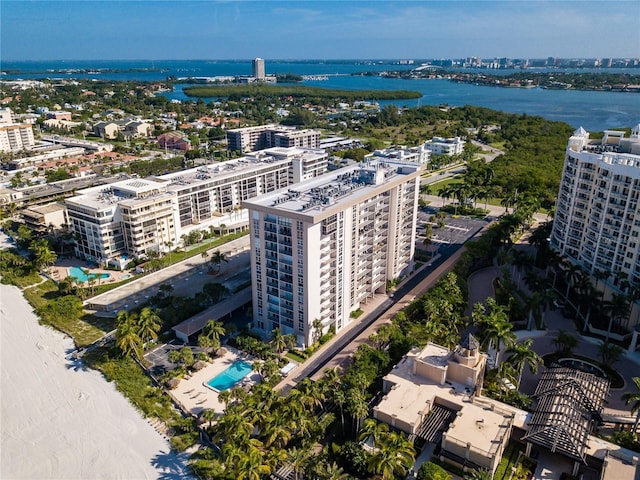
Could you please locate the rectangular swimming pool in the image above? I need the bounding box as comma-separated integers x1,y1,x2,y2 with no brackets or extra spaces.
206,360,253,391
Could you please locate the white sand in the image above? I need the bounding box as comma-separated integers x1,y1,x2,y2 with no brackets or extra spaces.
0,283,190,479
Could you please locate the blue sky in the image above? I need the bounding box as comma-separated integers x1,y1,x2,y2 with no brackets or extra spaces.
2,1,639,61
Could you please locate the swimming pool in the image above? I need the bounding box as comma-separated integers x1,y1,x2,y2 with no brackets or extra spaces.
206,360,253,391
68,266,111,283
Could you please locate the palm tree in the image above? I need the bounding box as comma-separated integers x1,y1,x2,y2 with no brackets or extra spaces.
210,250,228,274
484,317,516,366
201,408,218,430
597,341,624,367
290,378,325,411
316,461,350,480
262,417,293,449
346,387,369,434
593,269,611,299
199,320,225,356
438,186,452,207
511,249,534,287
115,317,143,362
270,328,287,354
233,443,270,480
136,307,162,346
621,377,640,433
465,468,493,480
367,431,415,480
473,298,515,366
203,319,225,346
359,418,389,446
506,339,543,387
287,445,311,480
553,330,578,355
30,239,57,274
164,240,174,263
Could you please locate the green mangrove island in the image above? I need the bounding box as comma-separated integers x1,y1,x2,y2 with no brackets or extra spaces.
183,84,422,101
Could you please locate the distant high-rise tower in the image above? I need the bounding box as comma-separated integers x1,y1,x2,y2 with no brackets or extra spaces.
252,58,266,79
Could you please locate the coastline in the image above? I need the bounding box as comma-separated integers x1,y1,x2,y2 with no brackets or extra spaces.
0,282,190,479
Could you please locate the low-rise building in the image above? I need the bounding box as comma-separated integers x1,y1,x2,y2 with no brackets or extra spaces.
157,131,191,151
227,124,321,153
424,136,465,156
93,119,153,139
21,202,69,234
46,111,73,121
366,144,431,165
373,335,520,475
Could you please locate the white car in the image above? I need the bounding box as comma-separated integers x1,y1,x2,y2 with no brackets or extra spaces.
501,379,516,391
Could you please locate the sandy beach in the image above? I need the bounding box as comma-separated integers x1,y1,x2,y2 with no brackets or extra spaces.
0,283,190,479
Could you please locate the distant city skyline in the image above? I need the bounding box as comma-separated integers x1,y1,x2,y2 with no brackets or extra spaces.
1,1,638,61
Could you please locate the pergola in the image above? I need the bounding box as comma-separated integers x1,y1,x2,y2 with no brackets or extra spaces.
523,365,610,472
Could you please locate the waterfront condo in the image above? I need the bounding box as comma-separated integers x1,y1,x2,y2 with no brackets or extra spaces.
243,158,423,347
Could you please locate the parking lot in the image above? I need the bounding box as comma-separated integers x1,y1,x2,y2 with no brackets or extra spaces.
416,206,489,253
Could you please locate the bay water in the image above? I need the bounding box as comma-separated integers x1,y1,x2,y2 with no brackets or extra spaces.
3,60,638,131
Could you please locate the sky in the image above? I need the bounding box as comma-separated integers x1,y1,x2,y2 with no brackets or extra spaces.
1,0,639,61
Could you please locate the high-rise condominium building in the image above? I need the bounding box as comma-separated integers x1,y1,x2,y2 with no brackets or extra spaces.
244,159,424,347
227,124,321,153
252,58,266,79
66,147,327,265
551,125,640,302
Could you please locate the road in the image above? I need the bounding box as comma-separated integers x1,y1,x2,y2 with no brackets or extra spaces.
276,221,491,393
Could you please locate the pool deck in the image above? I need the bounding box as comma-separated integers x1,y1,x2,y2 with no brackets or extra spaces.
49,258,133,284
168,347,260,417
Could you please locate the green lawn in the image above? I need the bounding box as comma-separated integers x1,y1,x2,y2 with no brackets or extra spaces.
286,351,307,363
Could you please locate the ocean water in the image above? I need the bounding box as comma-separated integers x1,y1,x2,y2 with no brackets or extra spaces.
3,60,639,131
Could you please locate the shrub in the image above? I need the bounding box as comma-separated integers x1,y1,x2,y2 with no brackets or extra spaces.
418,461,451,480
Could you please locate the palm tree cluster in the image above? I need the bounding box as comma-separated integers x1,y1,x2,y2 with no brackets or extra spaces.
29,238,58,274
192,376,339,479
114,307,162,362
358,419,415,480
197,320,225,357
401,272,468,349
472,298,516,367
528,221,639,336
437,160,495,214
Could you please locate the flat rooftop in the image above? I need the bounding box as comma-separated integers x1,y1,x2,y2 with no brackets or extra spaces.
244,159,422,220
67,178,170,210
375,348,528,441
155,154,291,189
418,342,452,367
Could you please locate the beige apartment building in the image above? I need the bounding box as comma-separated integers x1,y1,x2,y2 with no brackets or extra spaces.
226,124,321,153
0,108,36,153
243,158,423,347
66,147,327,265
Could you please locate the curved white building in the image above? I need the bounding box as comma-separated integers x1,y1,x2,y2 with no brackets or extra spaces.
551,125,640,331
